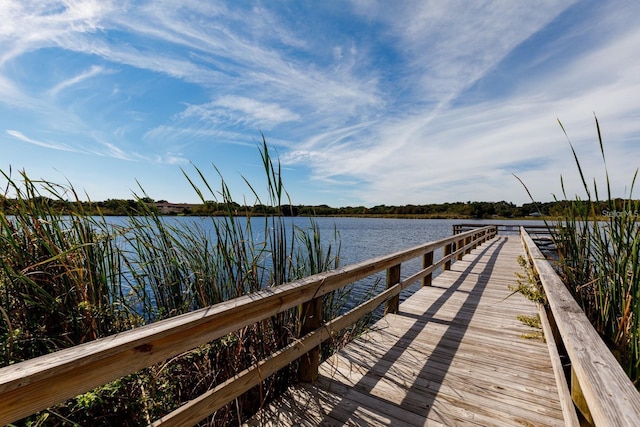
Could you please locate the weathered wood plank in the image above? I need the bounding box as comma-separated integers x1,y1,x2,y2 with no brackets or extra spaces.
299,296,323,383
331,332,560,394
526,264,580,424
152,278,407,426
422,251,434,287
522,230,640,426
384,264,401,315
247,236,566,426
321,350,561,411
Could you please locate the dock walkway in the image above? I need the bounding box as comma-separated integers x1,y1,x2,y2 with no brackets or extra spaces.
248,235,565,426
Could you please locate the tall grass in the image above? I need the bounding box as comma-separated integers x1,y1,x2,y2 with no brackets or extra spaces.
552,116,640,384
0,138,349,425
0,170,131,361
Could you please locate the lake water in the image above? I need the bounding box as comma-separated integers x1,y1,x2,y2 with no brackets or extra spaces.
153,216,546,262
300,217,547,310
303,217,461,311
185,216,545,310
107,215,547,314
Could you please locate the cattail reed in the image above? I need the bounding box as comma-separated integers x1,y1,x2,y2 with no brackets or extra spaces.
0,138,353,425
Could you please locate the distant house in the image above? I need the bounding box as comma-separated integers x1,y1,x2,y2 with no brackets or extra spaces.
529,212,542,217
155,202,198,214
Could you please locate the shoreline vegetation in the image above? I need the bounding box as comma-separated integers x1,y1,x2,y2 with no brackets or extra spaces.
0,140,367,425
547,117,640,386
3,195,638,220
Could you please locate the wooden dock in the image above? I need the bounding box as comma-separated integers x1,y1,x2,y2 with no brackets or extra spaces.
247,235,565,426
5,226,639,426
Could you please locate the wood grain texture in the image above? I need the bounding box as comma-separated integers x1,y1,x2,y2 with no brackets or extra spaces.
0,227,494,426
522,230,640,427
247,236,566,426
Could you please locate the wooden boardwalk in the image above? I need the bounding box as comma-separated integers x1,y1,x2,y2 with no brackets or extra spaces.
247,235,565,426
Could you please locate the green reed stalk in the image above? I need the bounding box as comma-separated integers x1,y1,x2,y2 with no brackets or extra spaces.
554,116,640,383
0,170,130,364
0,138,354,425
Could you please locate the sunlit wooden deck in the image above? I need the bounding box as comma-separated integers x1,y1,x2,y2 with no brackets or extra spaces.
247,235,566,426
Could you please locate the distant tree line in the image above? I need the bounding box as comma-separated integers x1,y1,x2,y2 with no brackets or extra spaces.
3,196,636,219
289,201,559,218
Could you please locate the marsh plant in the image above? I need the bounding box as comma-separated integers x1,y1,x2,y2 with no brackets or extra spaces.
552,117,640,384
517,314,544,341
511,255,546,304
0,139,354,425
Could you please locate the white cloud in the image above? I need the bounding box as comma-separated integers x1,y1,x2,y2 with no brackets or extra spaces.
143,125,254,148
7,129,75,151
280,150,321,165
353,0,575,106
0,75,31,108
2,1,381,125
1,1,639,205
180,96,300,130
2,0,381,122
48,65,108,96
95,140,134,160
286,57,640,204
0,0,117,66
148,151,188,165
261,0,639,205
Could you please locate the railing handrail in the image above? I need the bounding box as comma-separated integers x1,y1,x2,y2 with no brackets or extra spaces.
453,223,554,234
0,226,497,425
520,228,640,426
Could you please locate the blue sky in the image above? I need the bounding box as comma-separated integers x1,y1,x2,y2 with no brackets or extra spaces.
2,1,640,207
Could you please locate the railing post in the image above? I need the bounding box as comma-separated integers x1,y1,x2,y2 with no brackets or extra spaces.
444,243,452,270
456,237,465,260
422,251,434,286
298,296,322,383
571,367,594,425
384,264,401,315
464,236,472,254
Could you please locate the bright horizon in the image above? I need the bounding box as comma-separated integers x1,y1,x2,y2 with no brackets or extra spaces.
2,1,640,207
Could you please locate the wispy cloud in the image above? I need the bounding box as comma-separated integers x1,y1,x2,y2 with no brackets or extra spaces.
0,74,31,109
0,0,116,66
151,152,189,165
7,129,75,152
1,1,639,204
352,1,573,103
2,0,381,146
48,65,108,97
143,125,256,148
270,0,640,205
180,96,300,130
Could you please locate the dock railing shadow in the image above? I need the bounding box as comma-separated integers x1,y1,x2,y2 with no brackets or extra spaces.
318,237,506,424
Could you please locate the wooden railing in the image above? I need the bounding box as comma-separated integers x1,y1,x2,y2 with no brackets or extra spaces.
521,228,640,426
0,226,497,426
453,222,552,236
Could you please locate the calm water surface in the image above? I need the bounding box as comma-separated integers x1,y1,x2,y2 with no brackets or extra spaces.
307,217,547,309
114,216,547,312
231,217,545,310
310,217,458,310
